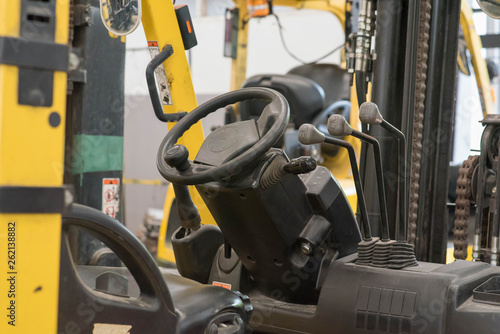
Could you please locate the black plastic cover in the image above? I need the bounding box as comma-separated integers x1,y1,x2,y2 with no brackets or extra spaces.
195,120,260,167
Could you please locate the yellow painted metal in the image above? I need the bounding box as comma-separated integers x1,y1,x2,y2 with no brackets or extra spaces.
461,0,494,116
273,0,345,26
0,69,68,186
141,0,204,150
123,178,169,186
0,0,69,332
142,0,216,263
0,214,62,333
446,245,473,264
231,0,250,90
230,0,345,90
158,184,176,263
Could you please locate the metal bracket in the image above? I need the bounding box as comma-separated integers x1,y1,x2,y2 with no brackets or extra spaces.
74,4,93,27
0,37,69,72
0,187,65,213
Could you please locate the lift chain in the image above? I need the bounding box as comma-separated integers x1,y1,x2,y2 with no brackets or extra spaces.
408,0,432,246
453,155,480,260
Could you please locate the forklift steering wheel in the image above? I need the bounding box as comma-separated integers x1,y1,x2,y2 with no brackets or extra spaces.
157,88,289,185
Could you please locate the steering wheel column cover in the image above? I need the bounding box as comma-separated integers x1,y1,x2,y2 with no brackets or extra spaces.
157,88,290,185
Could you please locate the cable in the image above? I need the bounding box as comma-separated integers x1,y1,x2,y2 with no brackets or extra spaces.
272,14,344,65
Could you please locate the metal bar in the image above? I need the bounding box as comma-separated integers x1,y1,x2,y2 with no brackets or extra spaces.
366,0,406,239
416,0,461,263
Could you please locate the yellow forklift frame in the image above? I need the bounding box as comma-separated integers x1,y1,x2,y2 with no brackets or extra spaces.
0,1,69,332
0,0,205,330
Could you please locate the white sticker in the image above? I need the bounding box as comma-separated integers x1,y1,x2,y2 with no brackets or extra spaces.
93,323,132,334
102,178,120,218
148,41,173,105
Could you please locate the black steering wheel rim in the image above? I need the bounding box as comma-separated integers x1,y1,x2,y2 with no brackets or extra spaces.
157,87,289,185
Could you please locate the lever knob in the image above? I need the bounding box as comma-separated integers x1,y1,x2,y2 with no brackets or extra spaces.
298,124,325,145
359,102,383,125
283,157,317,174
327,114,353,136
164,145,190,172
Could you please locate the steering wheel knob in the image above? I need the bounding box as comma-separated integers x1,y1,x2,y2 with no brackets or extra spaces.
164,145,190,172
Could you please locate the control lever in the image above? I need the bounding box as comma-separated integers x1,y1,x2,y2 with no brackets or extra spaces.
327,114,390,242
163,145,200,231
163,145,224,283
283,156,317,175
260,156,317,189
298,124,378,265
359,102,417,269
359,102,407,242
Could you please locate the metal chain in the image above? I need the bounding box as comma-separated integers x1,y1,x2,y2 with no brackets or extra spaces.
69,0,75,45
453,155,480,260
408,0,432,245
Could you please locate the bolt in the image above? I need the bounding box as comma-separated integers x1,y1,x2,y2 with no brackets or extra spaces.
64,189,74,207
300,242,313,255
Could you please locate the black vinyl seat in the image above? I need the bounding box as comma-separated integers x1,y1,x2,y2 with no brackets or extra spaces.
75,265,252,333
237,67,351,158
240,74,326,128
59,204,251,334
239,65,350,130
288,63,351,106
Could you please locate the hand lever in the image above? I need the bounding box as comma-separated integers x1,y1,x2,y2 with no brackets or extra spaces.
164,145,200,230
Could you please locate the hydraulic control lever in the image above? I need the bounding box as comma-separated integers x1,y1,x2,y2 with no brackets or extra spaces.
359,102,417,269
299,124,379,266
327,114,390,242
359,102,408,242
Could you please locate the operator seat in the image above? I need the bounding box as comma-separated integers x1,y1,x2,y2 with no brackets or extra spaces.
288,63,351,106
59,204,251,333
238,70,350,158
239,74,325,129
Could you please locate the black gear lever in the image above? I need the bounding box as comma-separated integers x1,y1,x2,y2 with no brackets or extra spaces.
163,145,200,231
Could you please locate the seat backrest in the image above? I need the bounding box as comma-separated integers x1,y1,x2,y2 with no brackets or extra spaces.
288,63,350,107
240,74,326,128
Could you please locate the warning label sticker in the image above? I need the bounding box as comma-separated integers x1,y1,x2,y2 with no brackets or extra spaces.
148,41,173,106
212,281,232,290
102,178,120,218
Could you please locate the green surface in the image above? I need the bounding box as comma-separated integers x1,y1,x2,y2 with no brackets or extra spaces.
72,135,124,174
